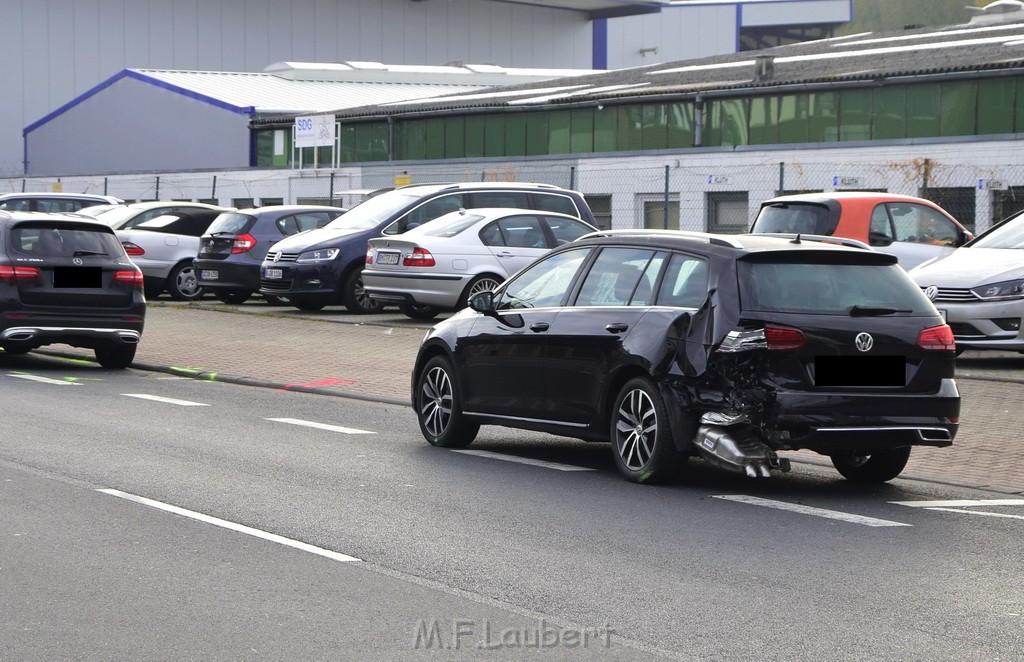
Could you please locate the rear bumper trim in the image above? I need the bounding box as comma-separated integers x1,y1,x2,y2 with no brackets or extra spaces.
2,327,141,344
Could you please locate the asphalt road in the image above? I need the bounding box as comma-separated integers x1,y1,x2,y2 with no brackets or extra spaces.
2,353,1022,660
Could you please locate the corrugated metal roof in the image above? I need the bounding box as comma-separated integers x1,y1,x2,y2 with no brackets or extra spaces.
283,18,1024,123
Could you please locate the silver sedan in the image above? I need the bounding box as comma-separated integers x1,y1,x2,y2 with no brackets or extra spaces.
363,208,596,320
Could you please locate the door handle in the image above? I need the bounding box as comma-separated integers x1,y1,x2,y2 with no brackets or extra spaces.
496,251,514,259
605,322,629,334
530,322,549,333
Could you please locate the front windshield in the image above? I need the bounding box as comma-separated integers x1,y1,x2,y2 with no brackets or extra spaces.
324,190,433,231
969,215,1024,249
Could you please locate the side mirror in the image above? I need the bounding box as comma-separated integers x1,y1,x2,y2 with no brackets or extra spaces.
469,291,495,313
957,230,973,247
868,231,894,247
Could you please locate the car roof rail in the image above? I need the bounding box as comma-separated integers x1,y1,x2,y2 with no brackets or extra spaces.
578,229,745,249
747,232,871,250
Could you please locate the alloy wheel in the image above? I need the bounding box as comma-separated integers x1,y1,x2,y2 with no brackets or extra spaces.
615,388,657,471
420,366,453,437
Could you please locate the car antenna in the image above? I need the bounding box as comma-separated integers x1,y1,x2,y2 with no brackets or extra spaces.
791,233,802,244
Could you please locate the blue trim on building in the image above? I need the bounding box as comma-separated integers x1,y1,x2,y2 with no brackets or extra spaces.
736,4,743,51
24,69,255,136
593,19,609,69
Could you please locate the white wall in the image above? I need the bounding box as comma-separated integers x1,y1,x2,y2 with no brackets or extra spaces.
606,5,738,69
0,0,592,175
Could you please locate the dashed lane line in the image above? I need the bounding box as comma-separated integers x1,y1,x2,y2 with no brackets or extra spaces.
122,393,210,406
98,488,360,563
9,374,81,386
266,417,375,435
889,499,1024,508
713,494,912,527
926,507,1024,521
452,449,595,472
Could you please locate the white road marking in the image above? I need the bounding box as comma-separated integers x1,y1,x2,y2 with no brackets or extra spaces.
266,417,375,435
926,507,1024,521
9,374,81,386
98,489,360,563
713,495,912,527
452,449,595,472
890,499,1024,508
122,393,210,406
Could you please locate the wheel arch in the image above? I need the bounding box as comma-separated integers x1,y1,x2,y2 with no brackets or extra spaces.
602,365,696,453
411,341,458,402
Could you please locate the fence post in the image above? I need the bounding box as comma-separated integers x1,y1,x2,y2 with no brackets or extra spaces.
211,175,217,202
155,176,160,200
777,161,785,195
569,165,576,190
663,165,670,229
329,172,336,206
104,177,108,195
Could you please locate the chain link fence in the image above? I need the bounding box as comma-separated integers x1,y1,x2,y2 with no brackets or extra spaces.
4,152,1024,233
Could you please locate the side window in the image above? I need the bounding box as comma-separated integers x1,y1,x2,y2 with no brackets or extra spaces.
479,223,505,247
889,203,959,245
533,194,579,217
404,194,465,229
543,216,593,246
657,254,709,308
469,191,531,209
497,248,592,310
277,215,300,235
0,199,30,211
869,205,893,245
288,212,332,233
498,215,547,248
576,247,658,307
37,199,79,213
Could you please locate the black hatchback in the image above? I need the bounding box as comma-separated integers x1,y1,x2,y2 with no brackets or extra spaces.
0,212,145,368
412,230,960,484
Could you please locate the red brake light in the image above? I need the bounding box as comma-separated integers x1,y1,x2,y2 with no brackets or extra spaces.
365,246,373,265
0,265,40,283
114,270,145,288
122,242,144,257
765,324,806,350
403,247,435,268
231,233,256,254
918,324,956,351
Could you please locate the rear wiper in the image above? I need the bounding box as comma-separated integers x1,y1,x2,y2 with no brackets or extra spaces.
849,305,912,316
210,232,237,237
72,250,107,257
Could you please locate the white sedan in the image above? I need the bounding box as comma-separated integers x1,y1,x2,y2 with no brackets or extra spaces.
116,210,221,300
362,208,596,319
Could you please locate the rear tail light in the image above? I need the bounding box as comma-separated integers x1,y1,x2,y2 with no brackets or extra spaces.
918,324,956,351
765,324,806,350
114,269,145,288
403,247,435,268
122,242,144,256
0,265,40,283
231,233,257,254
365,246,373,265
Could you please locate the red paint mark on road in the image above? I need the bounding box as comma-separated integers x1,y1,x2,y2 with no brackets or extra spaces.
284,378,356,390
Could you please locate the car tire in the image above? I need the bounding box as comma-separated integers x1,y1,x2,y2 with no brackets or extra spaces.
263,294,290,306
290,297,326,311
399,303,441,320
415,355,479,448
1,344,32,356
144,282,163,300
611,376,682,483
214,289,252,304
94,343,137,369
341,267,386,315
167,262,204,301
830,447,911,483
459,274,503,308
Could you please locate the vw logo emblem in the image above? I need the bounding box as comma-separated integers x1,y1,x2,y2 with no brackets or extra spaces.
72,257,83,265
855,332,874,352
924,285,938,301
272,251,281,262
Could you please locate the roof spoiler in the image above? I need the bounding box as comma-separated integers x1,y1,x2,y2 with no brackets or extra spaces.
746,232,871,250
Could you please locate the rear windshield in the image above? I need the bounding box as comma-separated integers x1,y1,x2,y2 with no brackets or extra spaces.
206,212,255,235
738,259,934,315
418,213,484,238
10,224,124,257
751,203,837,236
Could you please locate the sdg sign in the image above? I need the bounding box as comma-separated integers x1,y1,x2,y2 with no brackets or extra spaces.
295,114,336,148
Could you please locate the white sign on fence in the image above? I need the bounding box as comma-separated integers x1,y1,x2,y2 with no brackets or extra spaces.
833,176,864,188
978,179,1008,190
294,114,337,148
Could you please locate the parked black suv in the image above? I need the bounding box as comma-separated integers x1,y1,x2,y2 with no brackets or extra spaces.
413,230,960,484
1,212,145,368
260,182,597,313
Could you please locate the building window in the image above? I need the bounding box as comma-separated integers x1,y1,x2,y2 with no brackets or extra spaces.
232,198,255,209
707,192,750,234
641,196,679,231
920,187,976,232
260,198,284,207
585,195,612,230
992,187,1024,226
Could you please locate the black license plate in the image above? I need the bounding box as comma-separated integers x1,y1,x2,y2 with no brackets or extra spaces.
814,356,905,387
53,267,102,288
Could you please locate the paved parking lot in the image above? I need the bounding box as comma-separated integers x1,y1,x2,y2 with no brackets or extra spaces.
39,298,1024,495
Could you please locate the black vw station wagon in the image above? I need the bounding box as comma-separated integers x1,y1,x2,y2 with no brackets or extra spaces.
1,211,145,368
412,230,960,484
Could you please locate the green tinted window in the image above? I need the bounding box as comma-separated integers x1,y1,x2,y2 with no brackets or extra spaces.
666,102,694,148
808,92,837,142
339,125,356,163
445,117,465,158
465,116,486,158
570,108,594,153
642,105,667,150
778,94,809,143
940,82,976,137
594,106,616,151
1017,79,1024,133
548,110,571,154
424,118,445,159
526,113,549,156
977,79,1014,135
872,87,905,140
397,122,425,160
255,131,274,167
484,116,505,157
839,90,871,141
505,114,527,156
749,97,778,145
907,84,940,138
616,106,643,151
